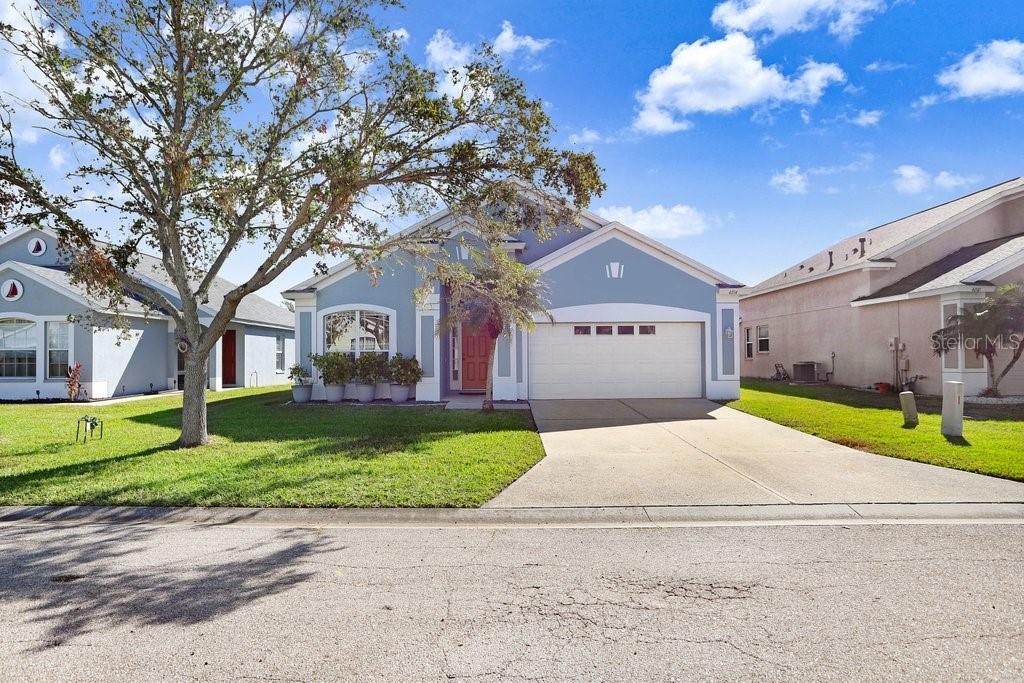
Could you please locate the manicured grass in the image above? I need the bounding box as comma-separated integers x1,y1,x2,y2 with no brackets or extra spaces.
728,380,1024,481
0,387,545,508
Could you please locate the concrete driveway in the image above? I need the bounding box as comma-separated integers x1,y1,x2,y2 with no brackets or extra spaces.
486,398,1024,508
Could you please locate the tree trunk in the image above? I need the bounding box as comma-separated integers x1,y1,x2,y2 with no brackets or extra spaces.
992,342,1024,393
179,353,210,447
483,335,497,412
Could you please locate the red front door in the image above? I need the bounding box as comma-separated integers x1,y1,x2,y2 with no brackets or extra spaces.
461,323,494,391
222,330,237,385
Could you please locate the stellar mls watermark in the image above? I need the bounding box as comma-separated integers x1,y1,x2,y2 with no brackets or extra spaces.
931,333,1023,354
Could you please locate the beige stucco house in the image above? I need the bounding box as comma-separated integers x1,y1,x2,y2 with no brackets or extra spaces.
740,178,1024,397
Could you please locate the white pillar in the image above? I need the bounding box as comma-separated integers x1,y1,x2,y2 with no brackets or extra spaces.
209,335,223,391
941,381,964,438
415,290,441,402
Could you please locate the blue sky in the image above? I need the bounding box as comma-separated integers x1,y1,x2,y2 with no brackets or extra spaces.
5,0,1024,298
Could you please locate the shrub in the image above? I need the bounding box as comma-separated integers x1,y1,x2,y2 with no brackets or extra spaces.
388,354,423,386
66,361,83,401
288,364,311,385
355,353,390,384
309,352,353,385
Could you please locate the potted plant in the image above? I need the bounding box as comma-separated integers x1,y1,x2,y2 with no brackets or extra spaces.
353,353,384,403
288,364,312,403
310,352,352,402
388,354,422,403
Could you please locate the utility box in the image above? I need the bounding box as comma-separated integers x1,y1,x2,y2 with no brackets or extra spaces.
792,361,824,383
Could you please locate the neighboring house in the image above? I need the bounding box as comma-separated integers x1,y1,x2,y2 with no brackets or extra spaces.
0,227,295,400
740,178,1024,397
282,205,743,402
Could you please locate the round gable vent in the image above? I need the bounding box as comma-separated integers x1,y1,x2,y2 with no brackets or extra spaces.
2,278,24,302
27,237,47,256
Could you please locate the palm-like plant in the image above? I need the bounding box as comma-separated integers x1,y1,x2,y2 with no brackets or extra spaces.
438,246,552,411
933,283,1024,396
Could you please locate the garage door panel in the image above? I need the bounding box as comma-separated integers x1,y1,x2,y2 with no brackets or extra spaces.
529,323,702,399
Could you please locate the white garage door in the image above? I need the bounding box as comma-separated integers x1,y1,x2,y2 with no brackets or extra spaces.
528,322,703,399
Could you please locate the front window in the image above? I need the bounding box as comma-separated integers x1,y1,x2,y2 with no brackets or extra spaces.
745,327,754,359
46,321,69,379
325,310,390,358
757,325,770,354
275,335,286,372
0,318,36,378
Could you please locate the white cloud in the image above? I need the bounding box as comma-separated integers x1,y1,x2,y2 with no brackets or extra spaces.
770,166,809,194
0,0,67,144
892,165,931,194
913,94,939,111
48,145,66,169
425,29,475,98
800,108,811,124
808,152,875,175
865,60,909,72
933,170,975,190
390,28,410,44
596,204,709,239
937,39,1024,99
426,21,552,97
492,20,552,58
892,165,978,194
632,33,845,134
568,128,605,145
850,108,883,126
711,0,886,41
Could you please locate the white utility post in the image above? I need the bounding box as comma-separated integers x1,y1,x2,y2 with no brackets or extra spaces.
899,391,919,428
941,381,964,438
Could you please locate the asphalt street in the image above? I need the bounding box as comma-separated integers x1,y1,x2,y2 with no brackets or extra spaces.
1,521,1022,681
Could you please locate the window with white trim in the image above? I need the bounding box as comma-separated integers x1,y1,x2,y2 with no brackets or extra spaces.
756,325,770,354
46,321,70,379
325,310,390,358
745,327,754,359
275,334,286,372
0,318,36,378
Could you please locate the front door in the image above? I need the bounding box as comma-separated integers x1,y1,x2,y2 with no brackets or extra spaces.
461,323,494,391
222,330,237,385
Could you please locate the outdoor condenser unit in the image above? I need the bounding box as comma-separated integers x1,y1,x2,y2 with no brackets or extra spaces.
792,361,824,383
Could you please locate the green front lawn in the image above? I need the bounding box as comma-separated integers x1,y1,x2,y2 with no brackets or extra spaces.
728,380,1024,481
0,387,544,508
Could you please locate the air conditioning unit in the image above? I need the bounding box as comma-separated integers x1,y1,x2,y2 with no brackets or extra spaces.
792,361,824,383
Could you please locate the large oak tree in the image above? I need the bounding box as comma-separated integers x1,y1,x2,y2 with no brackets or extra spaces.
0,0,603,445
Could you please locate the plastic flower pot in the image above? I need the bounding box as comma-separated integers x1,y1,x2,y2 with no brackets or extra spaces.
324,384,345,403
374,382,391,400
355,383,376,403
291,384,313,404
390,384,411,403
344,382,359,400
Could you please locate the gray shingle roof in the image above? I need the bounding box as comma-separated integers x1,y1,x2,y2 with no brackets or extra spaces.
854,233,1024,302
747,177,1024,295
131,252,294,328
14,262,152,315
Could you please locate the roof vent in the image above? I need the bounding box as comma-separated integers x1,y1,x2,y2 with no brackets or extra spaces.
827,251,834,270
858,237,867,257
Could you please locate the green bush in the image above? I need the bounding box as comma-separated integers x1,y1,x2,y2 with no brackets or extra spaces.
288,364,310,385
309,352,353,385
388,353,423,387
355,353,390,384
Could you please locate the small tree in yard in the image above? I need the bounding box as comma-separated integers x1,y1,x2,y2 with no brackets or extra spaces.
438,246,551,411
0,0,603,445
932,283,1024,396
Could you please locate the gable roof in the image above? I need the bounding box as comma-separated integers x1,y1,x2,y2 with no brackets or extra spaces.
282,204,611,296
1,260,155,316
852,233,1024,305
530,221,743,288
0,228,294,328
744,177,1024,297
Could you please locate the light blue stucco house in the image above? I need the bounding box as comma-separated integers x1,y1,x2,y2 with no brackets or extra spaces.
282,205,743,402
0,227,295,400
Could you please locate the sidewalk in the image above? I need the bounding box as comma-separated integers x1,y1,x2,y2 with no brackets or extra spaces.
2,502,1022,529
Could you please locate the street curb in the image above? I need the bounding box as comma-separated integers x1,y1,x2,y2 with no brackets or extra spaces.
1,502,1023,528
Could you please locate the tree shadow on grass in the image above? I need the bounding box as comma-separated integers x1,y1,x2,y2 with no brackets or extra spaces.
0,522,334,652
